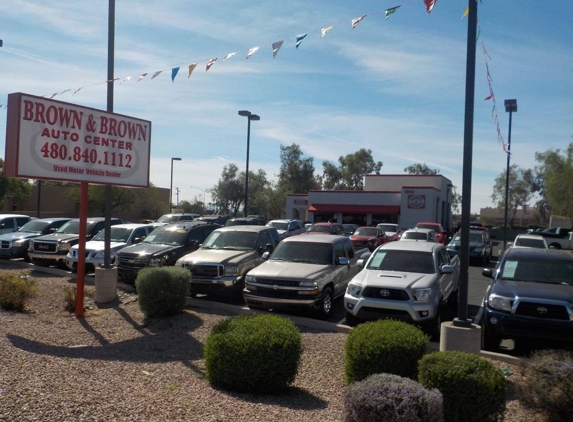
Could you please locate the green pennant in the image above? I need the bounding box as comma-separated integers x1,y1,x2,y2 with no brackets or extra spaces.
385,6,401,20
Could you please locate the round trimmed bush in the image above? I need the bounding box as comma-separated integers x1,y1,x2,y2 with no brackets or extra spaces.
135,266,190,318
204,314,302,393
344,373,444,422
418,351,506,422
345,320,429,384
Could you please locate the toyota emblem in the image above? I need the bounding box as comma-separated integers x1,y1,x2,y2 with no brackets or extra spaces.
537,307,548,314
380,289,390,297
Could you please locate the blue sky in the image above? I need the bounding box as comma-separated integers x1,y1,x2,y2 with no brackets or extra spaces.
1,0,572,213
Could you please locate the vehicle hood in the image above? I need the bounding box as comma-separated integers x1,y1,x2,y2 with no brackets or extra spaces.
0,232,38,241
351,235,376,242
351,270,437,289
178,248,254,265
33,233,79,242
120,243,180,256
248,261,331,280
492,279,573,303
72,240,128,252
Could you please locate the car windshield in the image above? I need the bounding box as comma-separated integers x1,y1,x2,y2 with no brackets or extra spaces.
92,227,133,243
514,238,546,248
453,233,482,242
378,224,397,233
367,250,435,274
156,215,179,223
308,225,330,233
225,220,250,226
342,225,356,233
354,228,378,237
271,242,333,265
57,221,82,234
403,232,429,240
500,257,573,285
416,224,438,231
201,231,257,250
18,220,50,234
142,228,187,246
268,221,289,231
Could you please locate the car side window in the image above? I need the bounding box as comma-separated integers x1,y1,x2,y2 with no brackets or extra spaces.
132,228,147,240
267,229,281,245
93,222,105,235
257,231,272,249
201,225,218,240
334,241,346,261
1,218,15,229
16,217,30,227
440,248,450,265
188,229,203,243
342,238,355,259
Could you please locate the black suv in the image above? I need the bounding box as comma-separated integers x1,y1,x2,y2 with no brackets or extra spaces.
481,247,573,351
28,217,122,267
116,222,220,284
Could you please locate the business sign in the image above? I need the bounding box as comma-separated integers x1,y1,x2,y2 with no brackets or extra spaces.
4,93,151,187
293,199,308,206
407,195,426,209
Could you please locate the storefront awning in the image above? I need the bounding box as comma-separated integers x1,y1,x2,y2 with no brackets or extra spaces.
308,204,400,214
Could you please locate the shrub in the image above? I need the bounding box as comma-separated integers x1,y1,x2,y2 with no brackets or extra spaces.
518,349,573,422
136,267,189,318
418,351,506,422
204,314,302,393
62,285,95,312
345,320,429,383
0,270,37,312
344,373,444,422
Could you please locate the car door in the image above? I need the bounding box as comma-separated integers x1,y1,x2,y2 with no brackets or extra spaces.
332,240,352,297
437,247,455,299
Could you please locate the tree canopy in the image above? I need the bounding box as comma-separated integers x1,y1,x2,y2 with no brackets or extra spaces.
404,163,439,175
321,148,382,190
491,164,533,227
0,158,32,210
278,144,320,194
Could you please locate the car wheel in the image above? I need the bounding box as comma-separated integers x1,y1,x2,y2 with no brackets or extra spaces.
482,326,501,352
345,311,360,327
314,287,334,319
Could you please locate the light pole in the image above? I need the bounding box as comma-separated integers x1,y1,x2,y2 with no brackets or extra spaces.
503,99,517,250
170,157,181,213
190,186,206,216
238,110,260,217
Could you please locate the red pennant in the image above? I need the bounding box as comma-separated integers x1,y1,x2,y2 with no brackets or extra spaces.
424,0,437,14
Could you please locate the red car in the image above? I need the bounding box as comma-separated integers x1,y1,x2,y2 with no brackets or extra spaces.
306,222,345,235
415,222,448,245
350,226,389,251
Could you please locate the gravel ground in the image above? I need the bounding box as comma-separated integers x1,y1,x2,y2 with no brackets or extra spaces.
0,263,547,422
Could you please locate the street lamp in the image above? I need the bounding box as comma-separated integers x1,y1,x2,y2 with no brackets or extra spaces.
503,99,517,250
238,110,260,217
170,157,182,213
190,186,206,216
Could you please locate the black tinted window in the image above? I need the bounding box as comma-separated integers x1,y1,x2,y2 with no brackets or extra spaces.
367,250,435,274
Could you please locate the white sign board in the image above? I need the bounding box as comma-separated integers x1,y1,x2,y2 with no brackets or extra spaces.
4,93,151,187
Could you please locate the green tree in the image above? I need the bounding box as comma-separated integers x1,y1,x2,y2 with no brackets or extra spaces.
491,164,533,227
179,199,203,215
403,163,439,175
210,164,244,216
251,183,287,219
66,184,139,216
0,159,32,210
278,144,320,194
321,148,382,190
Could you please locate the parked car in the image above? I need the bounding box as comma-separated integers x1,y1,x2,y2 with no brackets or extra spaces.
243,235,370,318
266,219,306,239
400,228,437,243
306,222,345,236
344,241,459,336
116,222,220,284
342,224,359,236
28,217,123,267
65,223,160,273
156,213,200,224
225,217,266,227
481,248,573,351
177,225,281,297
530,229,573,250
196,215,230,226
0,214,33,235
0,217,71,261
446,229,493,265
508,234,548,249
415,222,448,244
376,223,403,241
349,226,389,252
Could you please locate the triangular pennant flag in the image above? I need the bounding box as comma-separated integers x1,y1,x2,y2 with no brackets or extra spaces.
151,71,162,80
321,25,334,38
120,76,132,84
171,67,180,82
206,58,217,71
73,87,83,96
272,40,284,58
59,89,71,95
352,15,367,28
385,6,400,20
246,46,260,59
484,93,493,100
223,52,237,61
424,0,437,14
188,63,197,78
137,73,148,82
461,7,469,19
295,33,307,49
476,27,481,41
50,92,58,99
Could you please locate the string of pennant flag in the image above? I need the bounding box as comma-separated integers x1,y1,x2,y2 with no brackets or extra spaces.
1,0,506,155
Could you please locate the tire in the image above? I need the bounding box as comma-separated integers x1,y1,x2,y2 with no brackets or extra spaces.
482,326,501,352
549,243,561,250
314,287,334,319
345,311,360,327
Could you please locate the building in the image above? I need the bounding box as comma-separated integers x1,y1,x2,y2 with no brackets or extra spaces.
286,174,453,231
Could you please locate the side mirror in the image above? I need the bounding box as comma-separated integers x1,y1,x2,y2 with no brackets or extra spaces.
441,264,454,274
132,237,142,244
482,268,493,278
338,256,349,265
262,251,270,260
357,259,364,268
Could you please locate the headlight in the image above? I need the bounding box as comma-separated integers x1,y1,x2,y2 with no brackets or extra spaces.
299,280,317,287
488,294,512,312
246,275,256,283
224,265,238,276
94,251,105,259
413,288,432,302
58,242,71,252
149,257,162,266
13,240,27,247
347,282,362,296
474,247,483,252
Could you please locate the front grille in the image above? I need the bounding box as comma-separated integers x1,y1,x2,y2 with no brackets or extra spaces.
117,253,148,269
250,287,303,300
255,278,300,287
515,301,570,321
69,250,92,259
1,241,10,249
362,287,410,301
188,264,223,278
32,242,57,253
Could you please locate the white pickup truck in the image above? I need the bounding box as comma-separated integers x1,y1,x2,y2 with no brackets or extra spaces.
243,234,370,319
344,241,459,336
529,227,573,250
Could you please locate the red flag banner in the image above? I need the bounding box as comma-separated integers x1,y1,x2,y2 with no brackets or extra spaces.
424,0,437,14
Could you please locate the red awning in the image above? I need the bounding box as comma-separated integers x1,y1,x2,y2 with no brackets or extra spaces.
308,204,400,214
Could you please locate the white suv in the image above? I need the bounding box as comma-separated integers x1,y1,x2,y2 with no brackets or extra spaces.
266,219,305,239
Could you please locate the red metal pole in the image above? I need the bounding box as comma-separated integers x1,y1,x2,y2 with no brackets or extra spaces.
75,182,88,318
